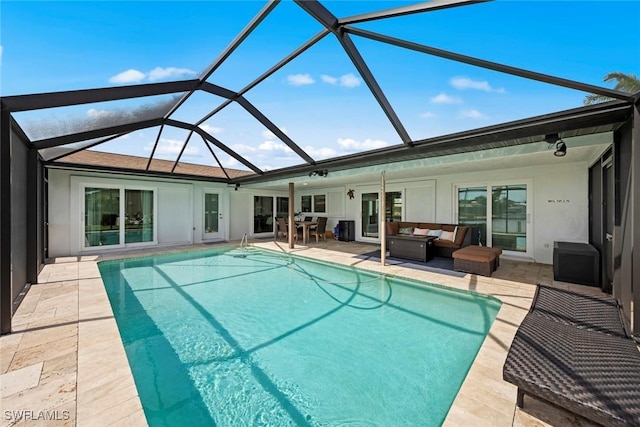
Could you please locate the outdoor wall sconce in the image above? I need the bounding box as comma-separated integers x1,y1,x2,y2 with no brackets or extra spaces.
545,133,567,157
309,169,328,177
347,189,354,199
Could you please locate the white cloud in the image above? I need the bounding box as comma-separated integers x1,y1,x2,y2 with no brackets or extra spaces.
286,73,315,86
303,146,338,159
258,140,292,152
230,143,258,154
87,108,113,118
430,93,462,104
109,69,146,84
321,75,338,84
148,66,196,81
458,109,487,119
420,112,437,118
146,138,199,156
337,138,388,151
321,73,361,88
199,124,223,135
221,156,240,168
450,76,505,93
340,73,361,88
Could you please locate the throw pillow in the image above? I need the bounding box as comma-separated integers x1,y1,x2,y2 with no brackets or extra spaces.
399,227,413,235
413,228,429,236
427,229,442,238
440,230,455,241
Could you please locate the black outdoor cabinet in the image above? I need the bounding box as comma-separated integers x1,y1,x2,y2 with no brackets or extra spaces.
338,220,355,242
553,241,600,287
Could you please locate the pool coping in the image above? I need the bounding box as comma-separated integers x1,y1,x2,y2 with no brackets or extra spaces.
3,241,596,426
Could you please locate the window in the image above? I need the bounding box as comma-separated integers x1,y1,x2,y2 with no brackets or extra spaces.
313,195,326,213
301,195,312,213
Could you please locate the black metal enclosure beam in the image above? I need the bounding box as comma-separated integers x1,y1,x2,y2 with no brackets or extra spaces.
146,125,165,171
1,109,12,334
26,149,40,285
171,131,194,173
32,118,164,149
339,0,487,24
164,0,280,119
165,119,263,174
236,97,316,165
295,0,412,146
1,80,199,112
199,82,238,100
200,135,231,180
345,27,635,102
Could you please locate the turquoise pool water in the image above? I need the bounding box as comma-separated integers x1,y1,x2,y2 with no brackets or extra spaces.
99,247,501,426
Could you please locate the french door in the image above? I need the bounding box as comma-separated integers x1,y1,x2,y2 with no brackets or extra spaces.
203,191,223,240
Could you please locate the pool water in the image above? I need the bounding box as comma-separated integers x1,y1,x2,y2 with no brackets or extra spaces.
99,247,501,426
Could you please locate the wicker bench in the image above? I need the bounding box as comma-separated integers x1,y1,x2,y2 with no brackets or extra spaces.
452,245,498,276
503,285,640,427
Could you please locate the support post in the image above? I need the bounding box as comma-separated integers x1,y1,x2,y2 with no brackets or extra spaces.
1,109,12,334
380,171,386,266
633,102,640,335
26,148,39,284
288,182,295,249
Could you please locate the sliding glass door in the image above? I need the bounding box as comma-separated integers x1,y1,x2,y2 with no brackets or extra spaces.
360,191,402,239
85,187,120,247
83,185,155,249
457,182,531,256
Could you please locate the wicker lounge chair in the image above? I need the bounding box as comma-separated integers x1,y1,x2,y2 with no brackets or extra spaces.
503,313,640,426
530,284,630,338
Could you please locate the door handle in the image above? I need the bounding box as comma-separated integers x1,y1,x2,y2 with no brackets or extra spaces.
605,233,613,242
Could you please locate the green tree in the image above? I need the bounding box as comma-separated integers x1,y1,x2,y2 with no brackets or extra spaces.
584,72,640,105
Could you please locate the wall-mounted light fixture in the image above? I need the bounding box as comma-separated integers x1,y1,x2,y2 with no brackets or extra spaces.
234,183,240,191
545,133,567,157
308,169,328,177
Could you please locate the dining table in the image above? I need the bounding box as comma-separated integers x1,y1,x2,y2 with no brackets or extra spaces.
295,220,318,244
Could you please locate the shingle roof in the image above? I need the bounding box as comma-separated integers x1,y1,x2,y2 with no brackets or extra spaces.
57,150,254,180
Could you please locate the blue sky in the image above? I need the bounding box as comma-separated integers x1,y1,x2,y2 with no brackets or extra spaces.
1,1,639,172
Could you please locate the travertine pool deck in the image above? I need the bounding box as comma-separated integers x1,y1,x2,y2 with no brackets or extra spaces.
1,240,605,426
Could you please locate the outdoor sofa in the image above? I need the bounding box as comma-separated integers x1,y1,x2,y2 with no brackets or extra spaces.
503,285,640,427
385,221,475,258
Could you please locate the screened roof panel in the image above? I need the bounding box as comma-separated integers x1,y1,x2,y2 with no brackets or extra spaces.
240,34,404,165
16,94,181,142
2,0,637,184
204,1,325,91
167,90,229,124
353,35,598,140
354,1,640,88
39,135,123,162
0,2,257,95
200,101,307,172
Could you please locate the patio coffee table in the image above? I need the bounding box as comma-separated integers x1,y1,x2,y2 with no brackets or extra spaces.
388,235,436,262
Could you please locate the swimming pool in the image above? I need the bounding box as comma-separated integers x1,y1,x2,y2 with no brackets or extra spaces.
99,247,501,426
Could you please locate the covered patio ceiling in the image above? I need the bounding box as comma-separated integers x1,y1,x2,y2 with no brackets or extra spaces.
2,0,638,186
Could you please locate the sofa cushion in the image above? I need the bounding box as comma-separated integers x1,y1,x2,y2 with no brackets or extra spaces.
440,230,455,241
434,239,459,249
386,222,399,235
453,225,469,246
413,227,429,236
427,229,442,238
398,227,413,235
